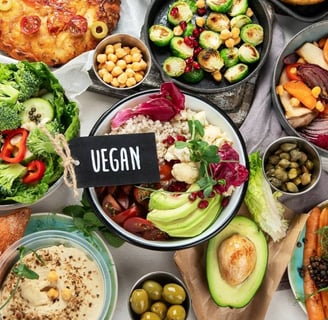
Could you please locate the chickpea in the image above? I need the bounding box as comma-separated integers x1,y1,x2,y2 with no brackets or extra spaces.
96,53,107,64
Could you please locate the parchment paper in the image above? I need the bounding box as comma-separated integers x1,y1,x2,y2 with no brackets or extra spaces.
174,204,308,320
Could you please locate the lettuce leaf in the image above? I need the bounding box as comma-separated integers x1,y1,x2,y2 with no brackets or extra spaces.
244,151,288,242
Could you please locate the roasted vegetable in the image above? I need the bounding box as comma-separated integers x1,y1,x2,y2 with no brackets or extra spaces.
240,23,264,46
206,0,233,13
170,36,194,59
181,67,205,83
206,12,230,32
167,1,193,26
230,14,252,29
238,43,260,63
149,24,174,47
162,56,186,77
197,48,224,73
199,30,222,50
228,0,248,16
224,63,248,83
220,47,239,67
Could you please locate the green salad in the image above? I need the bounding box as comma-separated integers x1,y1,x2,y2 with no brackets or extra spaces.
0,61,80,204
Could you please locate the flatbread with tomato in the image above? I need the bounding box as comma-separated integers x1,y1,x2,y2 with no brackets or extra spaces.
0,0,120,66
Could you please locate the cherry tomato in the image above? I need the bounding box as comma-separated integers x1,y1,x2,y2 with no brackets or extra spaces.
67,15,88,35
20,15,41,34
159,163,173,181
123,217,154,234
142,228,169,241
133,187,151,206
102,194,122,216
111,205,141,225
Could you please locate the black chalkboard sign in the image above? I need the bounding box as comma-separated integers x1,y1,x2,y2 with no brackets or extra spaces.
69,133,160,188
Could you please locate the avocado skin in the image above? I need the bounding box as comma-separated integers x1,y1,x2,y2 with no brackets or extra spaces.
206,216,268,308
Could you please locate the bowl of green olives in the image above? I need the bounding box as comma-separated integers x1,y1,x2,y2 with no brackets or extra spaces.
262,136,322,195
128,271,191,320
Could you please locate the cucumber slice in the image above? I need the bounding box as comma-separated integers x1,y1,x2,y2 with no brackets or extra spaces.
21,97,54,125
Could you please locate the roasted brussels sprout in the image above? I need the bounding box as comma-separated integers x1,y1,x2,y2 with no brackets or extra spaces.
220,47,239,67
199,30,222,50
224,63,249,83
163,56,186,77
181,67,205,83
206,0,233,13
167,1,193,26
238,43,260,63
228,0,248,16
230,14,252,29
149,24,174,47
197,48,224,73
240,23,264,46
170,37,194,59
183,22,196,37
206,12,230,32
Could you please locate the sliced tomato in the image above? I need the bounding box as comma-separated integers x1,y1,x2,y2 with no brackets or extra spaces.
133,187,151,206
111,205,141,225
142,228,169,241
102,194,122,217
20,15,41,34
123,217,154,234
66,15,88,35
159,162,173,181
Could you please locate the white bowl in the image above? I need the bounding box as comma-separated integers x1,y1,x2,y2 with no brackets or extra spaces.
85,89,248,250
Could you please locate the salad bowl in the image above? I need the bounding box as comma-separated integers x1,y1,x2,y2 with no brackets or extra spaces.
85,84,249,250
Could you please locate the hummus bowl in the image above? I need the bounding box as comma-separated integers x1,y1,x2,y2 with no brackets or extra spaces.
85,86,249,250
0,217,118,320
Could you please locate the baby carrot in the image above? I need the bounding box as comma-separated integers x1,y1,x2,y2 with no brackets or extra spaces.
303,207,325,320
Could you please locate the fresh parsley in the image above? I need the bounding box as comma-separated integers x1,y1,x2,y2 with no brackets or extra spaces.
62,192,125,248
175,119,220,197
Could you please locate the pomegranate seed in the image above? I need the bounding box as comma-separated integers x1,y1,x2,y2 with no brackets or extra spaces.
166,135,175,145
198,199,209,209
192,28,200,38
184,36,194,47
188,192,198,201
185,57,193,65
197,190,204,199
193,47,202,57
179,21,187,31
184,65,192,73
193,40,199,47
207,191,216,198
197,7,207,16
221,197,230,207
176,135,186,141
193,61,201,69
170,7,179,18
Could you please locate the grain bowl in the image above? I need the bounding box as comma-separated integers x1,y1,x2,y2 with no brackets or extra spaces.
85,84,249,250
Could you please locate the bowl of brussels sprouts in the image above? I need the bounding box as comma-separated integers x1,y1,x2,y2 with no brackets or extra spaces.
143,0,272,93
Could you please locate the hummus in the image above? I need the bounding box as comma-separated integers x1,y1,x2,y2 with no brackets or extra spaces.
0,245,105,320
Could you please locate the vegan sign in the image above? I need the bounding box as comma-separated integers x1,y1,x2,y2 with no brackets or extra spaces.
69,133,160,188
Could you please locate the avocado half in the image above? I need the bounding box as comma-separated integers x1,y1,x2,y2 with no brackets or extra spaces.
206,215,268,308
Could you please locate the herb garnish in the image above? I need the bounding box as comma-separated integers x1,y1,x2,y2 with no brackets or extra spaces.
0,246,44,311
62,192,125,248
175,119,220,197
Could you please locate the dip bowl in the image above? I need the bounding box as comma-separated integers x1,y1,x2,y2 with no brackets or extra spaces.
271,20,328,170
128,271,191,320
262,136,321,196
85,87,249,250
93,33,152,91
0,229,117,320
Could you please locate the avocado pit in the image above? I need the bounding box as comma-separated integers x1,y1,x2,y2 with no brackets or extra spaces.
217,234,257,286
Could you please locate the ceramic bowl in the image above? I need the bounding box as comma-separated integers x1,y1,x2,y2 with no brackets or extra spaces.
93,33,151,91
262,136,321,195
128,271,191,320
85,88,249,250
271,20,328,170
0,229,117,320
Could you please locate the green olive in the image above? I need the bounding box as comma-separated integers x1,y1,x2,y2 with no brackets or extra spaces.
0,0,12,11
150,301,168,319
90,21,109,39
166,305,186,320
129,289,150,315
142,280,163,301
141,311,161,320
162,283,186,305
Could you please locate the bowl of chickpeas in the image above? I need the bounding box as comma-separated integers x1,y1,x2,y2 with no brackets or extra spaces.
128,271,191,320
93,33,152,90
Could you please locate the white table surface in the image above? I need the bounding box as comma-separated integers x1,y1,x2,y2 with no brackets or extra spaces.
25,9,325,320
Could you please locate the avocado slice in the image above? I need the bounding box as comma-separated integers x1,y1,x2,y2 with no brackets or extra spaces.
206,216,268,308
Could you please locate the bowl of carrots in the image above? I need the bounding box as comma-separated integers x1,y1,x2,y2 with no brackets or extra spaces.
272,20,328,168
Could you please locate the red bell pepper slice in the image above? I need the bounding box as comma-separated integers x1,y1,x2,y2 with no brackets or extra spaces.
285,63,302,81
0,128,29,163
22,159,46,184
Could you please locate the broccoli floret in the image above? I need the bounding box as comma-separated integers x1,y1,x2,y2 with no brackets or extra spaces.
0,63,14,83
0,103,24,131
0,163,27,196
14,62,42,101
0,83,19,105
26,126,57,155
